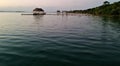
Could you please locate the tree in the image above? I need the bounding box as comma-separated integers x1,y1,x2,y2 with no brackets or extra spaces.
104,1,110,5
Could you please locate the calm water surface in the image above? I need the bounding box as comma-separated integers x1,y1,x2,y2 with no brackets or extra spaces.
0,13,120,66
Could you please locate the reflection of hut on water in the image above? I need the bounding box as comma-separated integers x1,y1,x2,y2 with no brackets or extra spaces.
33,8,46,15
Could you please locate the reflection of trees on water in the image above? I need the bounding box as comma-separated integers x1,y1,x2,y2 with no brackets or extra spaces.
100,16,109,44
101,16,120,28
99,16,120,44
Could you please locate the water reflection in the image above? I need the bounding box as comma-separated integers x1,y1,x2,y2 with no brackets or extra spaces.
32,15,44,36
0,13,120,66
33,15,44,22
99,16,120,45
101,16,120,24
101,16,120,31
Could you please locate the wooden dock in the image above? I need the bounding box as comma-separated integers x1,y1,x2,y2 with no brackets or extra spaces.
21,14,34,15
21,13,59,15
21,13,86,16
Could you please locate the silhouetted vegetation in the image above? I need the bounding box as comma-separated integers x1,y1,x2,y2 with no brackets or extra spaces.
67,1,120,16
103,1,110,5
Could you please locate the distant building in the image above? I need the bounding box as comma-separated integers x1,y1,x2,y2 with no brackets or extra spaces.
57,10,61,15
57,10,61,13
33,8,46,15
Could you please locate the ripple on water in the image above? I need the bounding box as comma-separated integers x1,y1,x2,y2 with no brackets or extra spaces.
0,14,120,66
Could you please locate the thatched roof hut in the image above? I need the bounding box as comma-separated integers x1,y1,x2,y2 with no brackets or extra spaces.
57,10,61,13
33,8,44,12
33,8,46,15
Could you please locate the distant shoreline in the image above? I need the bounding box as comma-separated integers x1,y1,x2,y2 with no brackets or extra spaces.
66,1,120,16
0,11,24,12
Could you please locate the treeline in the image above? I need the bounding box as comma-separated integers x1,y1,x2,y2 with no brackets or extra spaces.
67,1,120,15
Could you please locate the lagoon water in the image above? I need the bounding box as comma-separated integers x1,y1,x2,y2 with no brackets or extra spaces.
0,13,120,66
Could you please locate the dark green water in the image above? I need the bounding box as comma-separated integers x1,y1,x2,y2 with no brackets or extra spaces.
0,13,120,66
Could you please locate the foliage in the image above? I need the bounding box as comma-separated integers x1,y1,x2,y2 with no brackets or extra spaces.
67,1,120,15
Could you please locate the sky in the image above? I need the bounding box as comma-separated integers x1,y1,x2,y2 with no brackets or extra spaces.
0,0,119,12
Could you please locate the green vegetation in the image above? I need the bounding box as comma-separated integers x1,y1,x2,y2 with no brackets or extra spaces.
67,1,120,16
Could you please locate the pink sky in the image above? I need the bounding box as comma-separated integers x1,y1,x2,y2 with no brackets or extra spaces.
0,0,119,11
